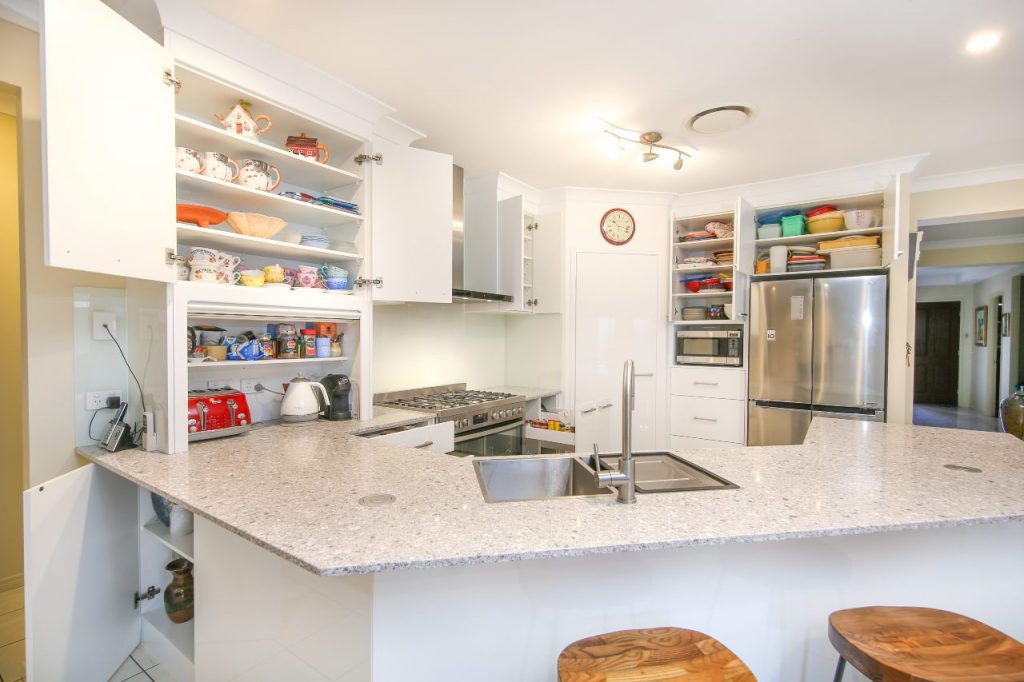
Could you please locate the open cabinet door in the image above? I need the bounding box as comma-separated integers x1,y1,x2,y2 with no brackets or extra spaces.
41,0,177,281
369,137,453,302
499,195,525,310
24,464,140,681
733,197,757,318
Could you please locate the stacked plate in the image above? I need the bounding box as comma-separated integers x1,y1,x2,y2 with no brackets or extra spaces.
300,234,331,249
681,307,709,321
713,250,734,265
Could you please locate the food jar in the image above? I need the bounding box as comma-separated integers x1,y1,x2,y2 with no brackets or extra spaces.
301,329,317,358
277,324,299,359
259,332,276,359
315,336,331,358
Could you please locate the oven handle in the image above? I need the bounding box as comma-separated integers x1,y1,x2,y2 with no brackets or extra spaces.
454,421,522,443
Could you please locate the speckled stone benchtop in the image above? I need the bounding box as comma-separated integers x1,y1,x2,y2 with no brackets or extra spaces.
79,412,1024,576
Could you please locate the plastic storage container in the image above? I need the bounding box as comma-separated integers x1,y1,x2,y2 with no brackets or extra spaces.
826,245,882,269
781,214,806,236
758,224,782,239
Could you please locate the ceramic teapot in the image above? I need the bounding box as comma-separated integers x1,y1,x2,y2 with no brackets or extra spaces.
215,99,272,139
285,132,330,164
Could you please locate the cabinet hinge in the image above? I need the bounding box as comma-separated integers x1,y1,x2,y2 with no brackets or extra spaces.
165,248,185,265
355,153,383,165
355,276,384,289
134,585,161,609
162,69,182,93
526,298,538,307
526,222,538,232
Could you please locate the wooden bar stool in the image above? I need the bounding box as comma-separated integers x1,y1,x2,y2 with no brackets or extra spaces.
829,606,1024,681
557,626,756,681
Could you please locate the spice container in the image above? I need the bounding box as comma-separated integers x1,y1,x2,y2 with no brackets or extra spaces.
277,324,299,359
259,332,276,359
301,329,317,358
315,336,331,358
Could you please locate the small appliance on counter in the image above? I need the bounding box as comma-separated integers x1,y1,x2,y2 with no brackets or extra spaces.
280,375,330,423
319,374,352,421
187,388,251,441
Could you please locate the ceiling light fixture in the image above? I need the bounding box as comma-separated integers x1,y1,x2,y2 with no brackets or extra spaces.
687,105,753,134
603,126,692,171
966,30,1001,54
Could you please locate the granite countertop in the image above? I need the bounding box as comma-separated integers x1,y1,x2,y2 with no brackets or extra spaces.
80,414,1024,577
482,385,560,401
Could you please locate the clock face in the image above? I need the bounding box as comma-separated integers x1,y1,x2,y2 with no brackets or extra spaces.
600,208,636,245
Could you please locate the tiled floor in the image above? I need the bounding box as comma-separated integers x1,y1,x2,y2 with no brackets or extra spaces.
109,643,172,681
0,587,25,682
913,404,1001,432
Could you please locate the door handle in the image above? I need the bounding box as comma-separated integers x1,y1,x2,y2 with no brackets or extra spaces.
581,407,597,414
413,440,434,449
693,416,718,422
693,381,719,386
598,402,613,409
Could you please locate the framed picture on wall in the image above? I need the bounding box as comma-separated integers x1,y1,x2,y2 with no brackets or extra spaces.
975,306,988,346
1002,312,1011,337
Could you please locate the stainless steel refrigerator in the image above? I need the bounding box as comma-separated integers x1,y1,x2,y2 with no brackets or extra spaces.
748,274,887,445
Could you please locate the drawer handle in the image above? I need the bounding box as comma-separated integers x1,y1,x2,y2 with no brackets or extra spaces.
693,416,718,422
581,407,597,414
598,402,613,409
413,440,434,449
693,381,719,386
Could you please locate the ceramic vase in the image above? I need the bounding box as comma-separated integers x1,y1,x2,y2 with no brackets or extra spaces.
999,387,1024,440
164,558,194,624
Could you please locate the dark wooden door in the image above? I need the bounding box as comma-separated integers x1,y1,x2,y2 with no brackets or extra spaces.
914,301,960,405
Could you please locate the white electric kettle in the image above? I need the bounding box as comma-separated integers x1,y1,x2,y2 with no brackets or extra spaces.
280,375,330,423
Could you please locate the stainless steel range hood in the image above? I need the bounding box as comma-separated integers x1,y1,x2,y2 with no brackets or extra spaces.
452,165,512,303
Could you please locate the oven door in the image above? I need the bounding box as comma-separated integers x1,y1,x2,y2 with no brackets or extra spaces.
452,421,524,457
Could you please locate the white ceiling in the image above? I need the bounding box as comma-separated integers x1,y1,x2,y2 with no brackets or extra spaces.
189,0,1024,192
917,263,1020,287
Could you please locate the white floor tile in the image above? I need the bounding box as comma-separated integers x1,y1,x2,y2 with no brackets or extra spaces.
131,643,159,671
108,656,143,682
0,589,24,617
0,610,23,649
146,664,184,681
0,639,26,682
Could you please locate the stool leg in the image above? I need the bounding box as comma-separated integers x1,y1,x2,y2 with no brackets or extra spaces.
832,656,846,682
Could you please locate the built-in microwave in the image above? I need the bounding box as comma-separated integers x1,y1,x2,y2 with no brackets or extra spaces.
676,328,743,366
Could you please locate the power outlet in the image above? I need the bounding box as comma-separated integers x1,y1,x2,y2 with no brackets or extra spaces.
92,312,117,341
240,379,261,394
208,379,241,391
85,389,123,411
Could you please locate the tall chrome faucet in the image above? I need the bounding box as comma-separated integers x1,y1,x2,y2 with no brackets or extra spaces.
592,360,637,504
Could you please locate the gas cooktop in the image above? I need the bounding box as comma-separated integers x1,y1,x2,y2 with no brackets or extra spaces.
374,384,525,434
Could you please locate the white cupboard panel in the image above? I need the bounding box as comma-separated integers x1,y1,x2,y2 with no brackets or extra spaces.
41,0,176,281
24,464,140,681
499,195,525,310
533,207,562,314
670,395,745,443
370,138,452,302
670,366,746,400
670,435,742,450
369,421,454,454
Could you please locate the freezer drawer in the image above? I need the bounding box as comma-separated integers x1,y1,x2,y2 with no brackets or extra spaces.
749,278,813,403
747,402,813,446
670,395,745,443
812,275,887,409
670,366,746,400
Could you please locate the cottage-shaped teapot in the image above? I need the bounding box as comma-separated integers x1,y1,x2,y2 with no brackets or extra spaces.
215,99,272,139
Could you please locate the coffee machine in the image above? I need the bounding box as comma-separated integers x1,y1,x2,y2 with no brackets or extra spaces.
319,374,352,420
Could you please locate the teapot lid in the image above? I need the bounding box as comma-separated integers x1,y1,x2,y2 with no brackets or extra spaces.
289,373,311,383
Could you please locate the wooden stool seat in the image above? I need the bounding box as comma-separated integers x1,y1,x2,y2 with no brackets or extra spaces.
829,606,1024,681
557,626,756,681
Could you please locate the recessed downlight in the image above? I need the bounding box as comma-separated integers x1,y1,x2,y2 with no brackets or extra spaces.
966,30,1001,54
687,105,753,134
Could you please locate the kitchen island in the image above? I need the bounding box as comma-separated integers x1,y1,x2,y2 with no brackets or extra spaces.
78,416,1024,681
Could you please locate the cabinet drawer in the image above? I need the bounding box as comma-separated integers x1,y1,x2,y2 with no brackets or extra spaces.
671,366,746,400
371,422,454,454
670,395,745,443
670,435,742,450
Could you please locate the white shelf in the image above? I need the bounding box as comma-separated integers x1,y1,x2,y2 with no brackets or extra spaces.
143,609,194,663
188,356,350,370
176,171,363,228
176,223,361,263
754,226,884,248
672,291,733,299
673,237,734,251
525,425,575,446
751,266,889,280
674,264,735,275
672,319,744,326
174,114,362,192
142,522,195,563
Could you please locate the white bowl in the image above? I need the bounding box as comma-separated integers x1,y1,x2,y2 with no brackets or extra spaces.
843,210,876,230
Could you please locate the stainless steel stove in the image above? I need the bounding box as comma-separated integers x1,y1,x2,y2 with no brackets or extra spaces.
374,383,526,457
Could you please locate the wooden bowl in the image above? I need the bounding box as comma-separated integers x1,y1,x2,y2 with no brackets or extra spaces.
226,212,287,239
177,204,227,228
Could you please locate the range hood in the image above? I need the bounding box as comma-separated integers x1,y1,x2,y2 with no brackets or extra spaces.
452,165,512,303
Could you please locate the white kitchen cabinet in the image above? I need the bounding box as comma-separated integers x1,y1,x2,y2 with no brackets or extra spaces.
41,0,177,281
670,395,745,444
366,421,455,454
499,196,562,314
369,137,453,303
670,366,746,401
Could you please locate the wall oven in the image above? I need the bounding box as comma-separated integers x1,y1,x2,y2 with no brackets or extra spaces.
676,328,743,366
451,419,524,457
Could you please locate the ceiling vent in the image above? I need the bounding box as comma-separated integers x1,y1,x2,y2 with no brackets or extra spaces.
687,105,754,134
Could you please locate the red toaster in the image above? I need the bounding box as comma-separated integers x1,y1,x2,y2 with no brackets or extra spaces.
187,388,252,441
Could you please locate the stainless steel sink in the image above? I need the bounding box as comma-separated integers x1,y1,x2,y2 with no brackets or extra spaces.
473,456,614,502
473,452,737,502
590,451,738,493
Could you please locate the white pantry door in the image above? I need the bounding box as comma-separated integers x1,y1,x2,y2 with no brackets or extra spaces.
24,464,140,681
41,0,177,281
499,195,525,310
370,137,453,302
575,253,659,451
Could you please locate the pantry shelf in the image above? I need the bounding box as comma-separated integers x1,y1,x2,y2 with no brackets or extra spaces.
751,265,889,280
672,319,745,326
674,264,735,275
142,522,195,563
673,237,734,251
754,226,885,248
176,223,362,263
188,356,351,370
176,171,363,228
672,291,733,299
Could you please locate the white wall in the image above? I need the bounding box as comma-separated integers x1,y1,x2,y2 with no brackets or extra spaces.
72,288,130,447
504,314,561,390
915,285,974,408
971,265,1024,415
371,303,507,393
